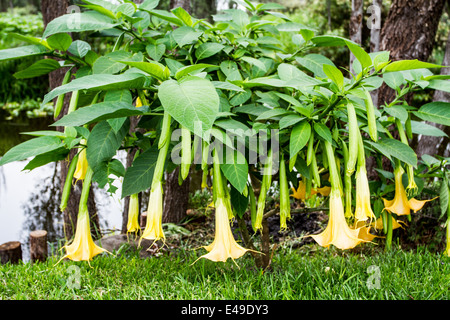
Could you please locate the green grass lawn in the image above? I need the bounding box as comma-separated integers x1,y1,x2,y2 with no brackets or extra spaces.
1,244,449,300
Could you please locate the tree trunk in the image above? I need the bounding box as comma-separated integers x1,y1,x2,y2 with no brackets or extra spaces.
377,0,446,107
41,0,100,241
416,30,450,158
170,0,191,12
349,0,364,74
29,230,48,263
0,241,22,264
369,0,383,107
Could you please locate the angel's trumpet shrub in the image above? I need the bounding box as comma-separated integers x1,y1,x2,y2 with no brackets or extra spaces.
310,141,366,250
59,167,108,262
126,193,141,235
195,151,253,264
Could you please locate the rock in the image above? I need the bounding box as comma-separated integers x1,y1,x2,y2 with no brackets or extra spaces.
95,234,162,259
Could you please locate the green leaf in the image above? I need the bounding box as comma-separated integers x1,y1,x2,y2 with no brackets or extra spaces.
230,89,252,106
279,114,305,130
221,150,248,193
23,147,69,171
384,105,408,122
104,89,133,104
367,138,418,167
43,73,147,105
410,120,448,137
311,35,349,47
383,59,443,73
295,54,335,78
171,6,193,26
93,51,132,75
314,122,333,144
13,59,61,79
175,63,217,80
323,64,344,90
0,136,64,166
118,60,169,81
43,11,118,38
47,33,72,51
414,102,450,126
145,9,184,26
426,79,450,93
345,40,372,71
230,185,249,218
0,44,49,62
158,77,220,138
146,43,165,61
172,26,202,47
383,71,405,89
68,40,92,58
290,121,311,159
53,101,149,127
86,120,129,171
212,81,245,92
139,0,159,11
122,147,159,198
256,108,290,121
195,42,225,60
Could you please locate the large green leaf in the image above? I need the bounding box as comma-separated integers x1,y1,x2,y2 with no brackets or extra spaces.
47,33,72,51
345,40,372,71
289,121,311,159
53,101,150,127
0,136,64,166
221,150,248,194
367,138,417,167
323,64,344,90
118,60,170,81
410,120,448,137
43,11,118,38
121,147,159,198
86,120,129,171
195,42,225,60
13,59,61,79
314,122,333,144
158,77,220,137
175,63,217,80
43,73,147,105
92,50,132,74
295,54,335,78
0,44,49,62
230,185,249,218
414,102,450,126
171,26,202,47
383,59,442,73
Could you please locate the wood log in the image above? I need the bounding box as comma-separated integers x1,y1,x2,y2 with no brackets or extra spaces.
0,241,22,264
30,230,48,263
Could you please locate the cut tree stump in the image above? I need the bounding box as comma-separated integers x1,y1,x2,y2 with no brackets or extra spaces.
0,241,22,264
30,230,48,263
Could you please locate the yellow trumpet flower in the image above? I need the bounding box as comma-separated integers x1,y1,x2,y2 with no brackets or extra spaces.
127,193,141,235
195,197,251,264
291,181,330,201
383,165,435,215
140,181,165,243
73,140,88,181
311,188,366,250
136,97,143,108
354,165,376,222
372,215,405,230
60,207,107,262
445,219,450,257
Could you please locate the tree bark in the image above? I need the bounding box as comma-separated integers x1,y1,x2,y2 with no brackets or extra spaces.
0,241,22,264
41,0,100,241
170,0,191,12
29,230,48,263
349,0,364,74
377,0,446,107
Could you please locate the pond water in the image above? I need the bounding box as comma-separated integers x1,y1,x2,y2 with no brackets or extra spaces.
0,116,124,262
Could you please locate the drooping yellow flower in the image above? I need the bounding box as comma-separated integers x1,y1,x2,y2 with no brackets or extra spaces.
383,165,436,215
140,181,165,243
354,165,376,222
445,219,450,257
195,197,251,264
127,193,141,235
311,188,366,250
372,215,405,230
136,97,143,108
73,140,88,181
60,207,107,262
317,185,331,197
291,180,316,201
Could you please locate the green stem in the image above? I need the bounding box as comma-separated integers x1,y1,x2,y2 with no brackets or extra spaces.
385,211,393,251
79,166,94,214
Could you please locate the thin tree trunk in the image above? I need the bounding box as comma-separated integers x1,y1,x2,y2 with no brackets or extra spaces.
369,0,383,107
41,0,100,241
349,0,364,74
